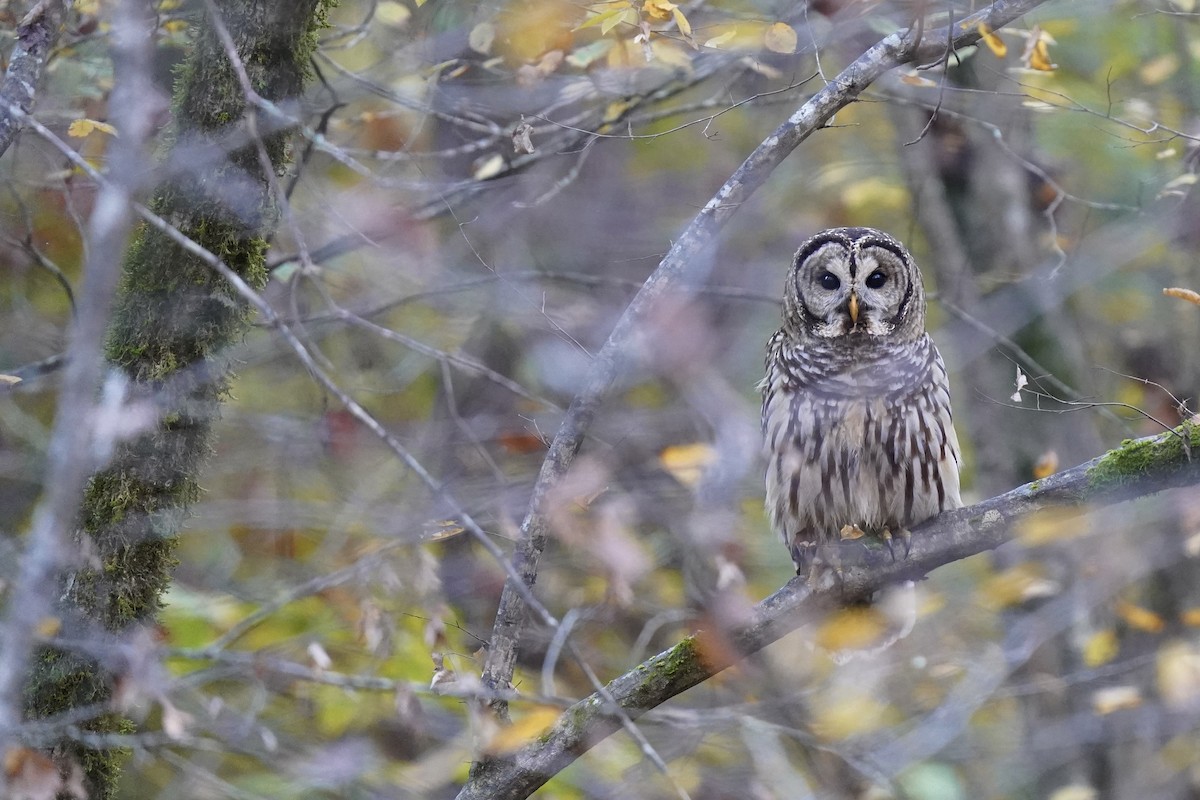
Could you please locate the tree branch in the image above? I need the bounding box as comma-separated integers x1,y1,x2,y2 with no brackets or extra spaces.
0,0,66,159
461,423,1200,800
477,0,1055,723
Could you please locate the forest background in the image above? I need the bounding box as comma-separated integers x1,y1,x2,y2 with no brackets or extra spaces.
1,0,1200,798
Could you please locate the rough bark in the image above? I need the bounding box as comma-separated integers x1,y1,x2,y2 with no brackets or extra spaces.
0,0,66,158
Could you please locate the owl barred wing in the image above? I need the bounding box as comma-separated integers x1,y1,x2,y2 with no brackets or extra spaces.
883,342,962,520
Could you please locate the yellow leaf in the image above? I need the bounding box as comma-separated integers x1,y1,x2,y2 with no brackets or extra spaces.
603,6,638,36
658,442,716,487
576,2,631,32
163,19,189,33
763,22,797,54
1115,598,1164,633
377,0,412,25
35,617,62,638
68,118,117,138
424,519,466,541
811,692,895,739
1021,27,1057,71
643,0,676,21
978,563,1059,609
484,706,561,755
814,607,889,652
1091,685,1141,715
977,22,1007,57
1181,607,1200,626
1082,629,1119,668
671,7,691,38
703,30,736,49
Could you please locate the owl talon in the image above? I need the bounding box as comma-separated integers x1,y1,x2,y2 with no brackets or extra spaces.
881,526,896,562
898,527,912,559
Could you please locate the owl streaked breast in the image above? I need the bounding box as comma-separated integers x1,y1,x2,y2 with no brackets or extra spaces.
761,227,962,573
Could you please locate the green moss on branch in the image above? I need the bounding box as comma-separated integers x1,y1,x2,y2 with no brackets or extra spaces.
1086,422,1199,495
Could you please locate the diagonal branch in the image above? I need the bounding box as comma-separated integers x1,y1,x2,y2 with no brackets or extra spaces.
461,423,1200,800
478,0,1056,723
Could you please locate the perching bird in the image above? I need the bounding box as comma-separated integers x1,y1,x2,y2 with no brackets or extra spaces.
761,227,962,575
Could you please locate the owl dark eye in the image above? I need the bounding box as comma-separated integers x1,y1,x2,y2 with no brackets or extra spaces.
818,272,840,291
865,270,887,289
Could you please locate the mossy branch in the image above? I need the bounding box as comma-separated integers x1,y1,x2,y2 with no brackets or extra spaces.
459,423,1200,800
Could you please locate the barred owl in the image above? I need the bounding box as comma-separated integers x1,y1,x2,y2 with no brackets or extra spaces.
761,227,962,574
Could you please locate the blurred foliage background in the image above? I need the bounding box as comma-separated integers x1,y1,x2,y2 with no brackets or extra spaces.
2,0,1200,797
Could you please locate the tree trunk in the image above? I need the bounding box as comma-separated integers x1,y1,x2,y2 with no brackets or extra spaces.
22,2,330,795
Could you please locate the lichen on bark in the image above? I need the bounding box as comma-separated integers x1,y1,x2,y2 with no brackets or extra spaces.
22,2,332,796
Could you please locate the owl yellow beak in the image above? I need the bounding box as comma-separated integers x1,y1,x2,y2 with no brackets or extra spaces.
848,291,859,324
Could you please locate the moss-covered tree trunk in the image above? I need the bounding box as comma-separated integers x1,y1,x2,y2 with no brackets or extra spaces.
24,2,330,795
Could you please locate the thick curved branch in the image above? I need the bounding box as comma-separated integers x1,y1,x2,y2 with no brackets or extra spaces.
0,0,66,159
462,424,1200,800
478,0,1056,718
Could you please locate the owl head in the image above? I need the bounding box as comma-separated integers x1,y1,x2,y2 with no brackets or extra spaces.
782,227,928,342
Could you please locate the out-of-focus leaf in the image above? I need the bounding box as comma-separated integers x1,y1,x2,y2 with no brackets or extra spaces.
67,118,117,138
977,22,1007,57
468,22,495,54
703,29,736,49
483,706,561,755
1164,287,1200,307
659,442,716,487
1015,507,1083,546
1139,54,1179,85
575,1,631,31
1020,26,1057,71
1115,598,1165,633
566,38,615,67
763,22,796,54
899,762,967,800
1048,785,1099,800
1032,449,1059,479
812,692,895,739
1082,629,1119,668
900,72,938,87
978,562,1060,609
1157,640,1200,711
814,607,888,651
1091,685,1141,715
643,0,676,21
671,7,691,38
377,0,411,26
471,153,506,181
